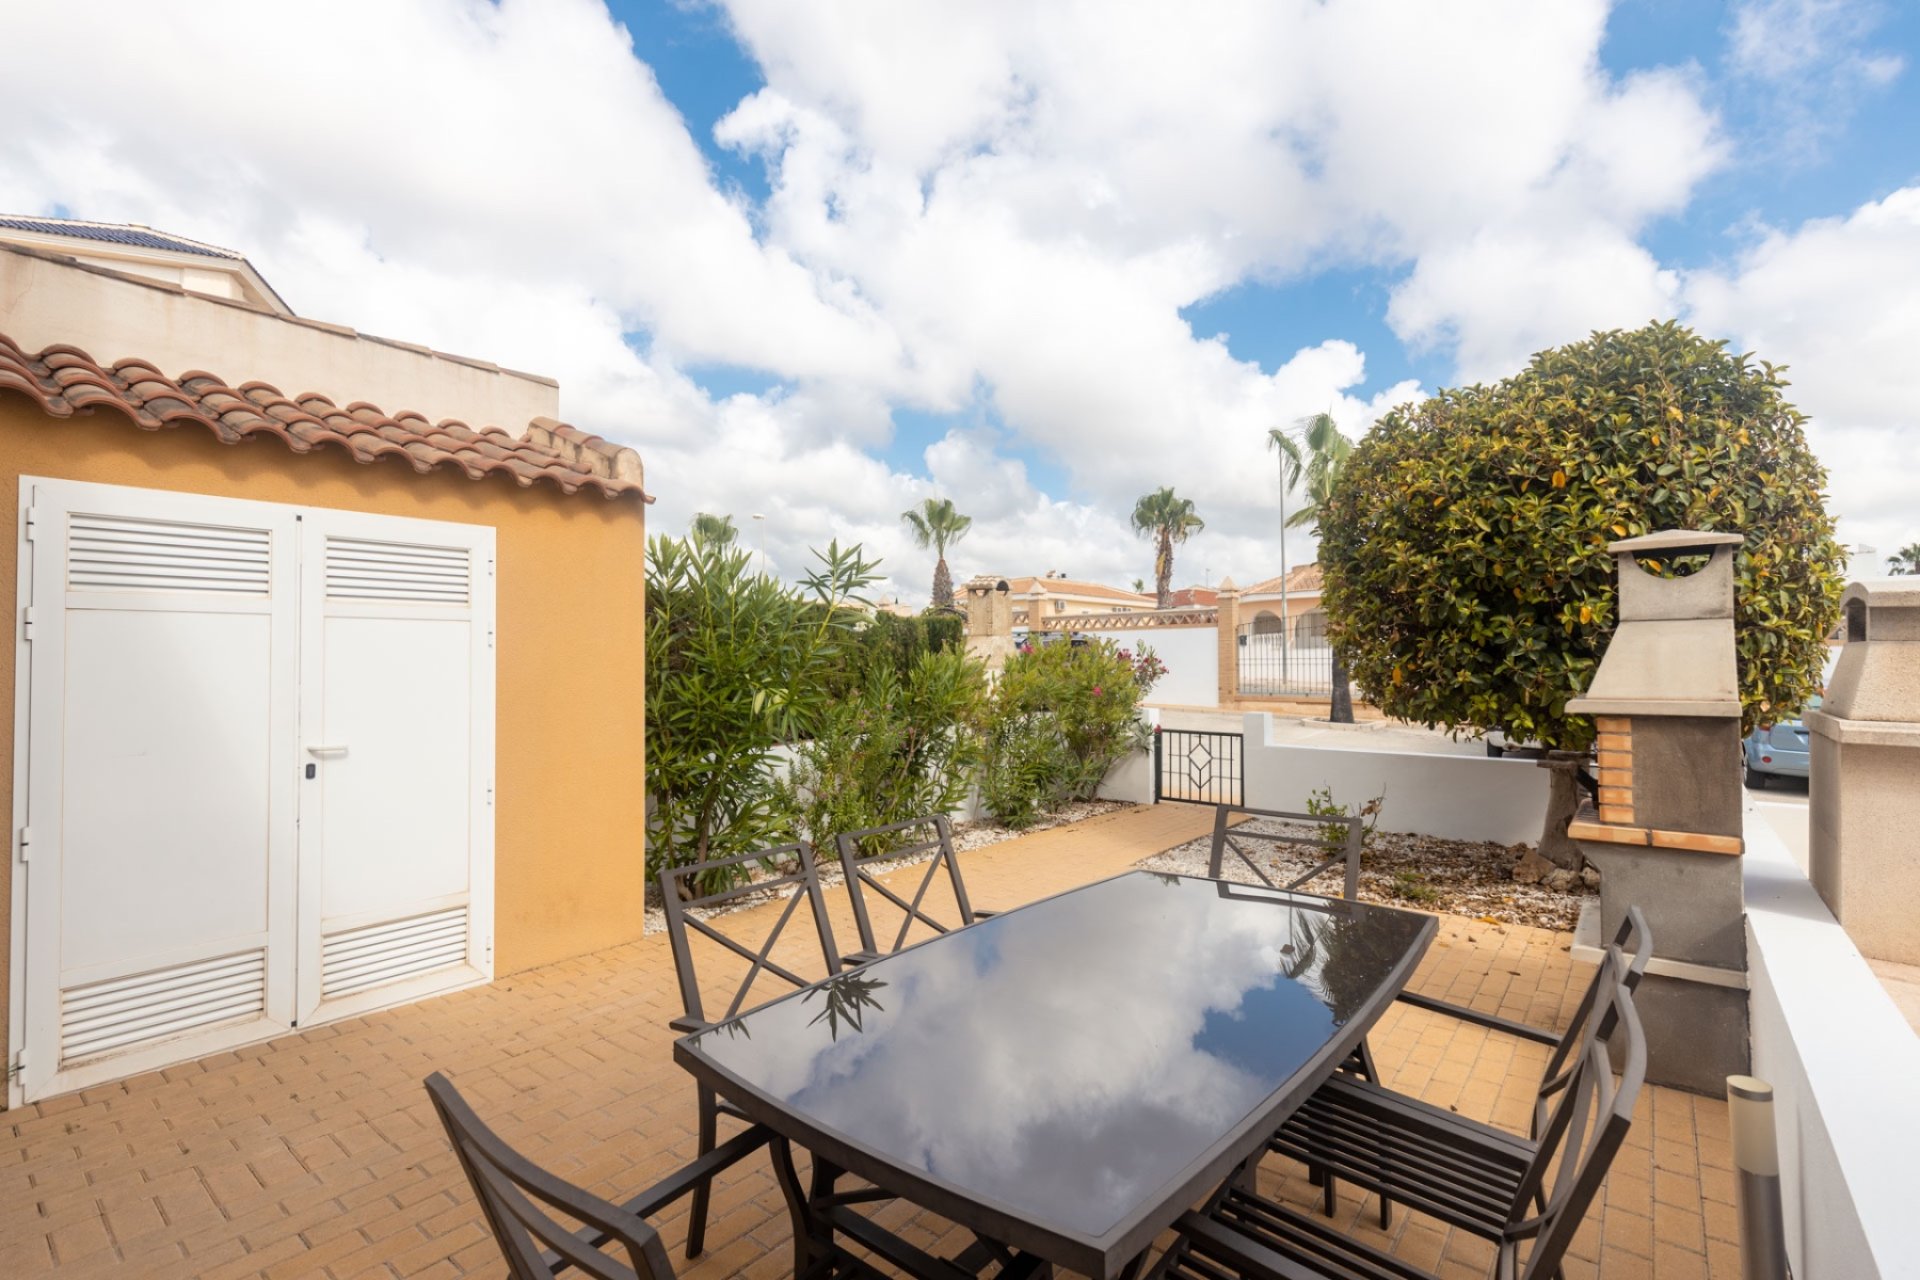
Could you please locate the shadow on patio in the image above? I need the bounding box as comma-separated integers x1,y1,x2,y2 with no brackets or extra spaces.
1,804,1734,1279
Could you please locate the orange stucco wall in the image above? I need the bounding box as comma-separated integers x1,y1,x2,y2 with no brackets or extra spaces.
0,397,649,1070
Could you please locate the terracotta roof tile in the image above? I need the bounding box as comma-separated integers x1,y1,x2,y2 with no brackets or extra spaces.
1243,564,1323,596
0,332,649,502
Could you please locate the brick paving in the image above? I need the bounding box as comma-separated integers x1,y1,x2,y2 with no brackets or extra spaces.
1,803,1734,1279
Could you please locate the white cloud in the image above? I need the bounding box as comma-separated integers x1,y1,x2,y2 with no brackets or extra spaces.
1726,0,1907,157
25,0,1894,606
1685,186,1920,561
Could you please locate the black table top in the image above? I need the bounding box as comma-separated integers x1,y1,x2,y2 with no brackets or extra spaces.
675,870,1435,1276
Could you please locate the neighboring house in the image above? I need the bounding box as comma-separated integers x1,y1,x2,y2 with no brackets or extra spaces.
1164,585,1218,609
1004,572,1155,627
1238,564,1326,642
0,215,290,314
0,233,649,1106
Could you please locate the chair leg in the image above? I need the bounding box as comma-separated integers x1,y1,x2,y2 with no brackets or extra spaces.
687,1087,718,1258
1322,1170,1337,1217
1379,1193,1392,1229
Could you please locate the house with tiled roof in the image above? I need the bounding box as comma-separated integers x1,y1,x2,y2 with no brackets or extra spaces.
1239,563,1326,641
1001,572,1155,626
0,229,649,1105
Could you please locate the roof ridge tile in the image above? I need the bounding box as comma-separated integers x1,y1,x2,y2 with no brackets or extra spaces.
0,332,649,503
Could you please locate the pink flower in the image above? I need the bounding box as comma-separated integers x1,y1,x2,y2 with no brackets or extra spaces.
1092,685,1104,696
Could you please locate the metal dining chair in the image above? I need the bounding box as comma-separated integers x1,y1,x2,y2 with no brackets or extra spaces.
1153,946,1649,1280
1207,803,1364,903
1271,907,1651,1235
1207,801,1381,1139
429,1071,843,1279
658,843,844,1258
835,815,997,967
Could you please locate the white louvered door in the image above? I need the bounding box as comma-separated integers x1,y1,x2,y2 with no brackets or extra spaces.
13,480,495,1103
295,512,495,1027
17,480,300,1102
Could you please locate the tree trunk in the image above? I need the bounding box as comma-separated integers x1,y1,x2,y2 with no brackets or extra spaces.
1535,753,1585,870
932,557,953,609
1156,531,1173,608
1328,647,1354,723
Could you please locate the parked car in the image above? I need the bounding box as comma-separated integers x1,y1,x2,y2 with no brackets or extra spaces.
1744,696,1819,788
1483,728,1545,759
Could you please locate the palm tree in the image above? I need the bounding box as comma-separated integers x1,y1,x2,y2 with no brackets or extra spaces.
1131,487,1205,609
688,512,738,547
1267,413,1357,722
1887,543,1920,575
1131,577,1146,594
901,497,973,608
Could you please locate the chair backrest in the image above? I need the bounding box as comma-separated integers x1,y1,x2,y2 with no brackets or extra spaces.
836,815,981,957
1531,906,1652,1135
1207,803,1363,902
658,844,843,1028
426,1071,673,1280
1503,952,1648,1280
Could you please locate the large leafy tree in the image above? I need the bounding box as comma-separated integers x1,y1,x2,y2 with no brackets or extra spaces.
1318,321,1843,862
901,497,973,608
1131,486,1206,608
1268,412,1358,722
1887,543,1920,575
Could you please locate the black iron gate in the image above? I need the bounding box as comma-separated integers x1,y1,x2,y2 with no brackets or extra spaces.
1154,728,1244,805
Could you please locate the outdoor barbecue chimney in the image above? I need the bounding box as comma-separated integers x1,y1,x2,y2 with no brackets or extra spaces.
1808,577,1920,965
1567,529,1748,1093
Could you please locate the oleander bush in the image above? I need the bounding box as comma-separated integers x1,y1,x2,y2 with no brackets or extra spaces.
978,637,1160,826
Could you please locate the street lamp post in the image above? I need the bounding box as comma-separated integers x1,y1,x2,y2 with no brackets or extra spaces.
1276,446,1292,689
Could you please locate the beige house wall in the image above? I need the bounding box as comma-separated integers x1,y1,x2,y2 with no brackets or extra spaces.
0,246,559,431
0,397,650,1101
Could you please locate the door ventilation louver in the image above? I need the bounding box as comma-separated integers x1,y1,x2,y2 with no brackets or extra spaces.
61,949,268,1064
325,537,470,604
66,513,272,595
321,907,469,1000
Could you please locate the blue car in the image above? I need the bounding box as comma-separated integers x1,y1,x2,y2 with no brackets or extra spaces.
1743,697,1818,789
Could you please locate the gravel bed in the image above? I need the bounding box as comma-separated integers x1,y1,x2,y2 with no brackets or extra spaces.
643,799,1137,934
1136,816,1593,932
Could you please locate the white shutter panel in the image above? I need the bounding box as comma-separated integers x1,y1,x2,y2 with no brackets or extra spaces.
299,511,495,1024
18,480,300,1104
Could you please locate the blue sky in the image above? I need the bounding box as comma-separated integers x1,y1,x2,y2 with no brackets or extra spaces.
4,0,1916,597
607,0,1920,525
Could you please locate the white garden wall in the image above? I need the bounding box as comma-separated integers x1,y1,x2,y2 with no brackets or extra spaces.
1065,625,1220,708
1239,712,1549,844
1742,807,1920,1279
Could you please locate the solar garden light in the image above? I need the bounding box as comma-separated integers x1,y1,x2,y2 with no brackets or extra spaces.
1727,1075,1788,1280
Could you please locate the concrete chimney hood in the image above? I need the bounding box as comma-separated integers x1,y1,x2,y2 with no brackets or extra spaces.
1566,529,1744,719
1808,577,1920,966
1566,528,1749,1093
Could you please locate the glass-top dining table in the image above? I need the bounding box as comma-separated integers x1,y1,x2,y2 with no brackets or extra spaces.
675,870,1436,1279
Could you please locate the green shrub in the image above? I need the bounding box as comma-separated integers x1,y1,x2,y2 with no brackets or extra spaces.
786,647,988,855
1391,870,1439,905
1303,785,1383,861
645,536,879,891
979,638,1159,825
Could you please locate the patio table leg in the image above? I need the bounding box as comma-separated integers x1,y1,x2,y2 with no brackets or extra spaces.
770,1137,840,1279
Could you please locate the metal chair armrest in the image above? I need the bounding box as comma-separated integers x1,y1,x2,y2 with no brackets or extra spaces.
970,908,999,919
842,949,882,968
618,1124,773,1221
1394,991,1560,1046
669,1015,714,1034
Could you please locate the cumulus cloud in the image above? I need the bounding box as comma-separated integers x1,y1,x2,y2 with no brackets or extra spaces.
15,0,1889,604
1727,0,1906,159
1685,186,1920,560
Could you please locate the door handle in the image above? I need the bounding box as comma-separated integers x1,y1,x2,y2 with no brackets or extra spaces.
306,745,349,757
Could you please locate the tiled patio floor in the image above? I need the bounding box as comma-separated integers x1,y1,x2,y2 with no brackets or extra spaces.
1,804,1737,1279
